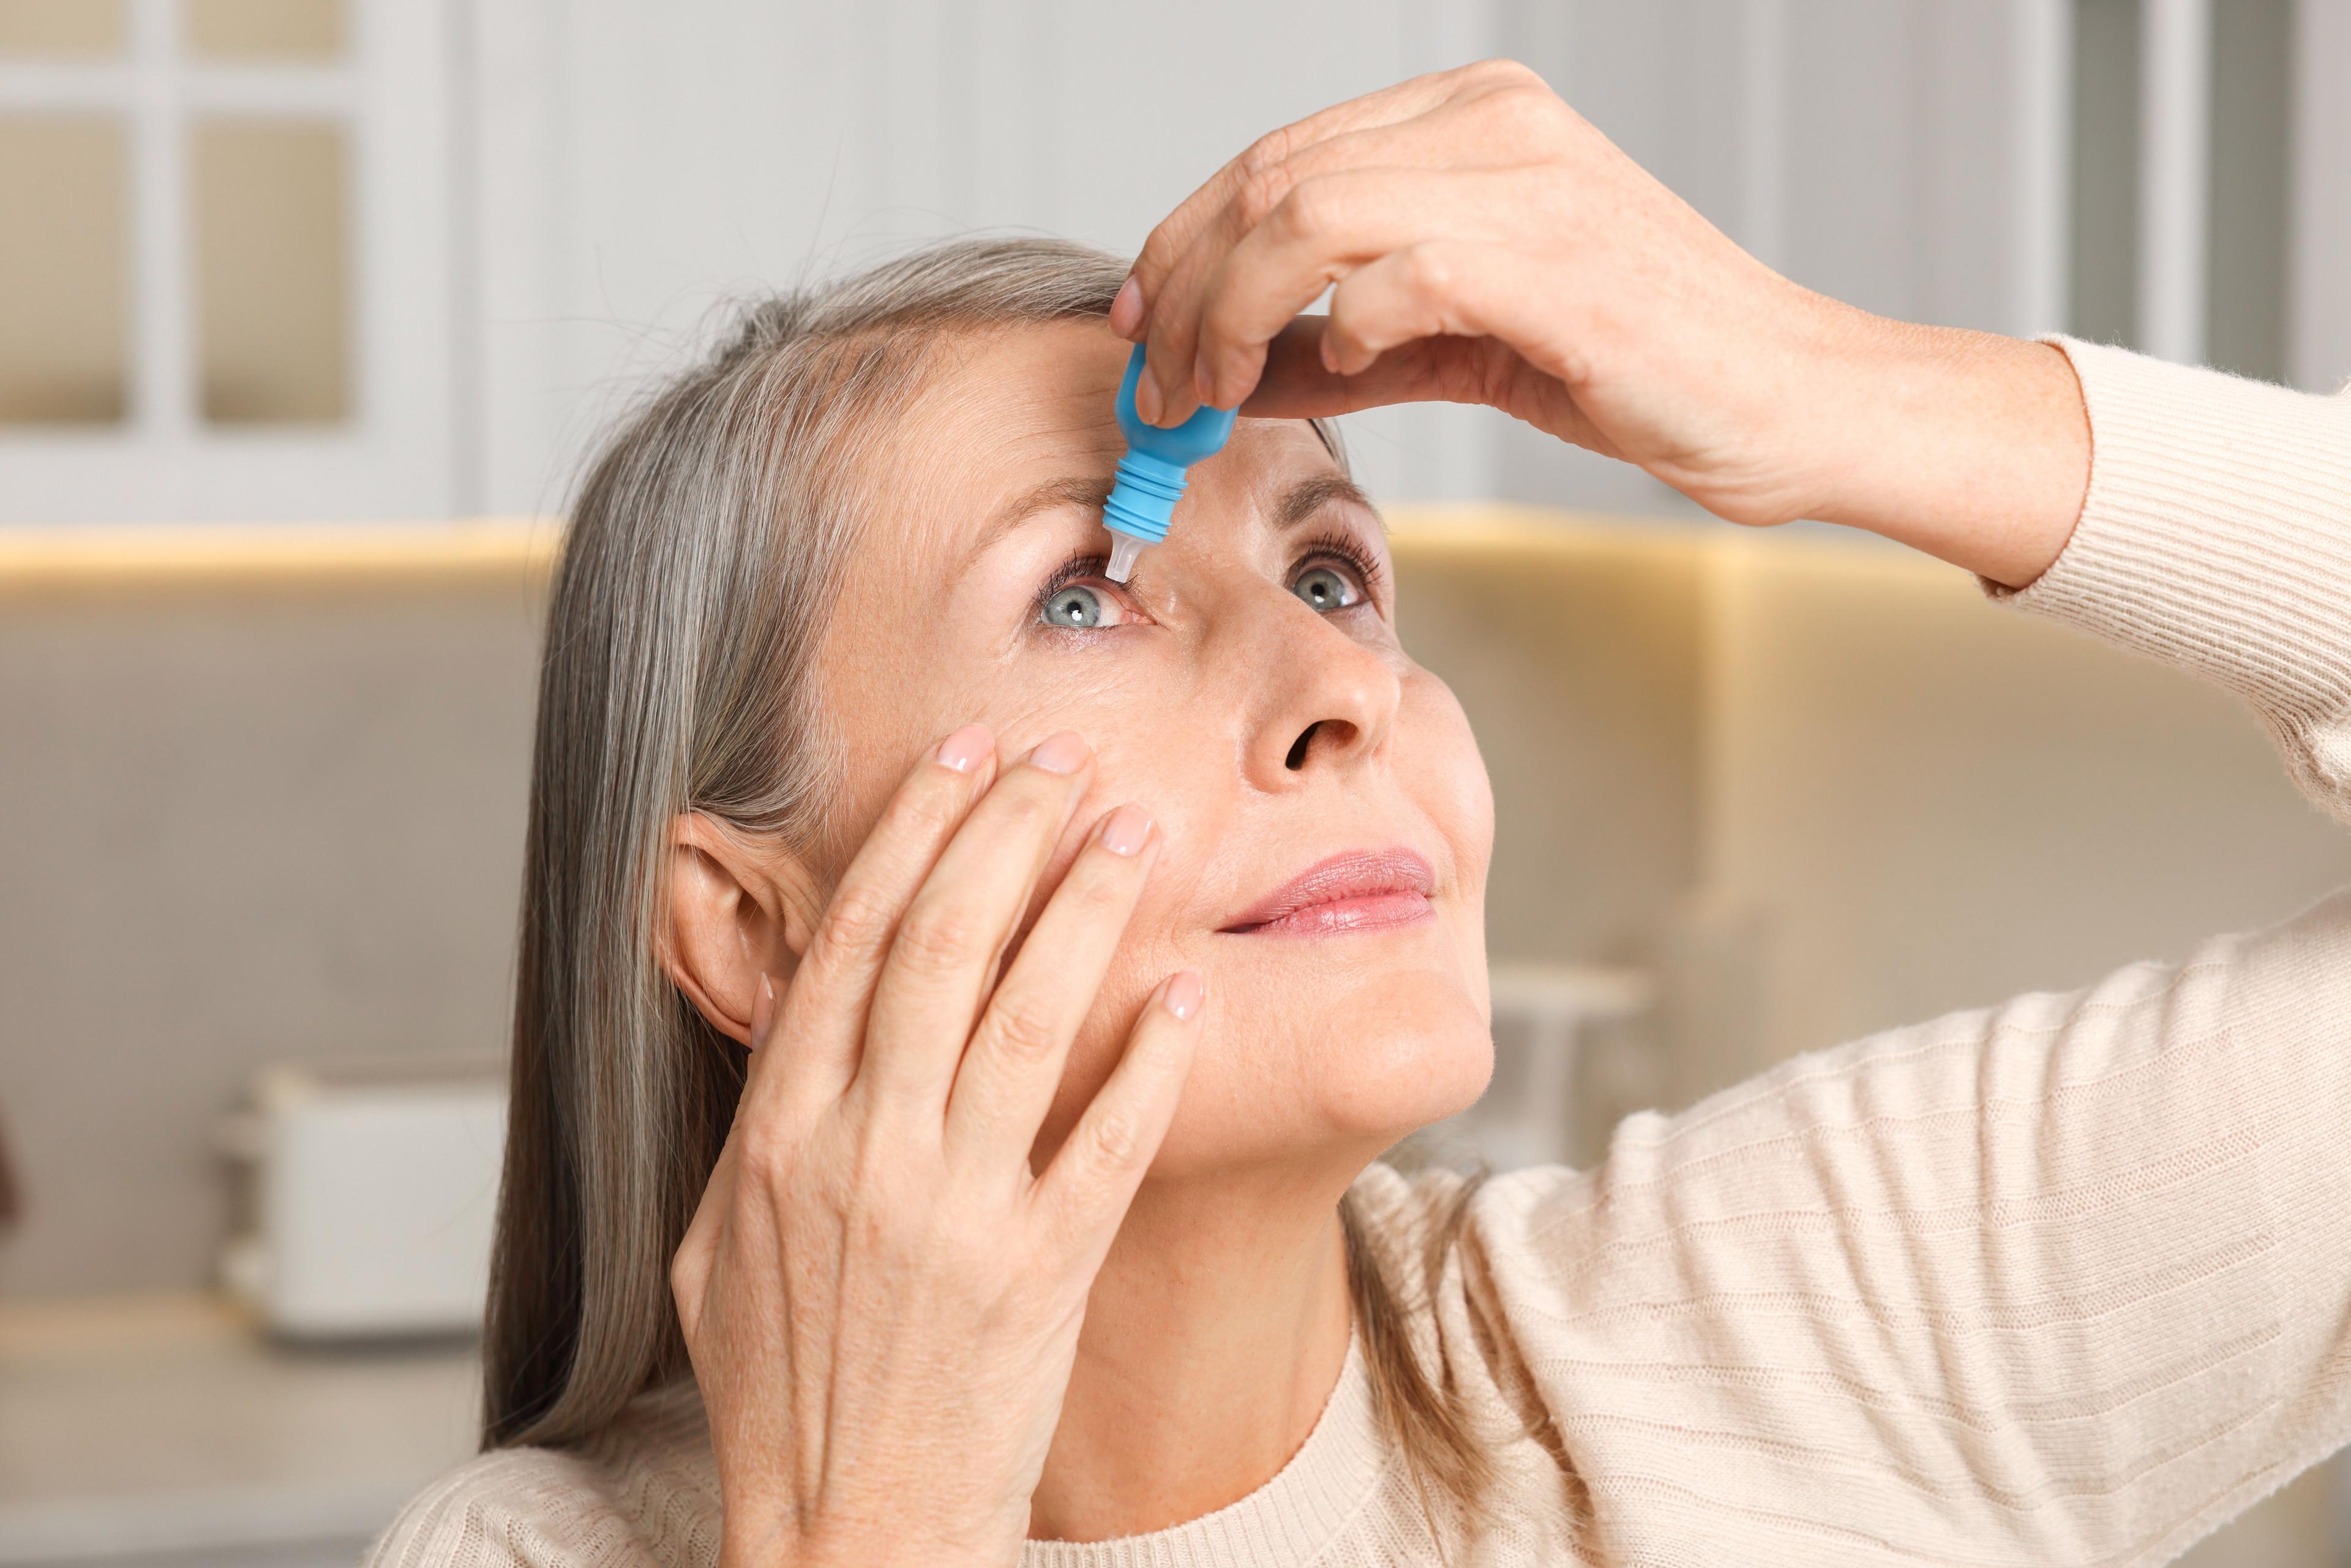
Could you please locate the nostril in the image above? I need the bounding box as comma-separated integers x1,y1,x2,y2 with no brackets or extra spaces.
1284,723,1320,771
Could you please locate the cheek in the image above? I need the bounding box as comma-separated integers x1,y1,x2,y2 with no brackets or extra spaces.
1407,669,1497,899
1019,683,1242,1167
1039,669,1498,1177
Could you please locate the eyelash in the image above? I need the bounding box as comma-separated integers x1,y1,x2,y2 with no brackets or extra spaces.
1294,528,1385,604
1033,553,1114,624
1030,529,1386,629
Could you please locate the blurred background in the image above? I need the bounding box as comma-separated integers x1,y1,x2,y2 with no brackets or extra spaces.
3,1,2349,1564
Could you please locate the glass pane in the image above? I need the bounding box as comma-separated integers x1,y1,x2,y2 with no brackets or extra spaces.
194,119,349,424
0,116,128,424
185,0,341,59
0,0,124,54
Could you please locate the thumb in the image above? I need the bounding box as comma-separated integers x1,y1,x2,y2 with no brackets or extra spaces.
1243,308,1611,459
1241,315,1510,422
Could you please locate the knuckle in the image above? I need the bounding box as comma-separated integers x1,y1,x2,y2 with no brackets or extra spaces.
1401,243,1456,296
890,901,986,975
1468,57,1543,92
733,1120,795,1185
1085,1106,1146,1171
898,784,966,841
992,784,1063,845
1231,156,1298,233
667,1250,704,1319
815,884,896,961
1271,176,1345,244
1199,291,1253,356
1133,217,1184,278
1068,858,1135,912
1488,80,1561,137
1237,124,1298,184
988,994,1064,1063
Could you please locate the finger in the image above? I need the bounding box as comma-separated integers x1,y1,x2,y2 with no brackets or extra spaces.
1136,119,1471,426
1247,312,1609,458
1134,89,1532,367
1243,315,1482,416
1329,241,1613,452
765,722,999,1109
1119,67,1479,339
854,731,1096,1114
1322,238,1580,378
670,1104,751,1345
1191,169,1523,411
1128,62,1543,421
1030,970,1204,1260
943,804,1157,1171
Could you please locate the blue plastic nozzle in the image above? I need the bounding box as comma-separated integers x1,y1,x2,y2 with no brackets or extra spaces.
1101,343,1236,582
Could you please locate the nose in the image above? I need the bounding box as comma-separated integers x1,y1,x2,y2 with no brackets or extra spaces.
1241,598,1403,789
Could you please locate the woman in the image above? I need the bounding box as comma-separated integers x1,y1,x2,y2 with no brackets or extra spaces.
375,64,2351,1567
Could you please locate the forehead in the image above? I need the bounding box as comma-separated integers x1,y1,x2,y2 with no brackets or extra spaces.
881,319,1341,561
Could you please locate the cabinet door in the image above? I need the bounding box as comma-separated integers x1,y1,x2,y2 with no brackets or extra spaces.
0,0,454,523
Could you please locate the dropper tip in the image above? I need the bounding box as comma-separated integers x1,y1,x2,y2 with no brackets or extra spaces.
1106,531,1145,584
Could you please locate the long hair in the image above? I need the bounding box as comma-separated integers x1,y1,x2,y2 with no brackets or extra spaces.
483,235,1496,1532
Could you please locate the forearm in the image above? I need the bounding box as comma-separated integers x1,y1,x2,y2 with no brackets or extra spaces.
1802,301,2091,590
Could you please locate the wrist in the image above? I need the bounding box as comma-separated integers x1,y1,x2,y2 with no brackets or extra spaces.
1804,310,2090,589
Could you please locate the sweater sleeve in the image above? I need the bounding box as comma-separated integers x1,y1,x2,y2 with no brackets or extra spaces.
1995,337,2351,819
1471,343,2351,1567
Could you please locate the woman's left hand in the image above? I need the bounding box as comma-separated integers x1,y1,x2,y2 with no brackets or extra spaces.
1112,61,2088,589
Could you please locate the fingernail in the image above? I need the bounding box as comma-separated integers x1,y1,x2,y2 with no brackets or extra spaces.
1110,276,1144,337
1100,804,1153,857
1026,730,1090,775
751,973,777,1046
1135,364,1163,425
1164,970,1205,1021
1193,352,1215,408
934,722,992,773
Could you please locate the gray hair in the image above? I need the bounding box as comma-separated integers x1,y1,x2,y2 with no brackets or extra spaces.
482,235,1501,1538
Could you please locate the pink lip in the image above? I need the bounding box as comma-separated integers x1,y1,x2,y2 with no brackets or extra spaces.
1220,848,1437,937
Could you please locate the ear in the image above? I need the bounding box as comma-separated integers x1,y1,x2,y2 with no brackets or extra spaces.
660,812,823,1047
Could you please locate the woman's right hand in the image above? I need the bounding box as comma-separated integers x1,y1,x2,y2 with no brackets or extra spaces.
669,726,1204,1568
1114,61,2088,589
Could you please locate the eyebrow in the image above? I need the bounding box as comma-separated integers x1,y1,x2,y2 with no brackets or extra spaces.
1272,473,1382,535
974,474,1115,557
964,468,1381,569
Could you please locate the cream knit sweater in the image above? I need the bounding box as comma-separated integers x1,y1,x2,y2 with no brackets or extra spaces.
371,339,2351,1567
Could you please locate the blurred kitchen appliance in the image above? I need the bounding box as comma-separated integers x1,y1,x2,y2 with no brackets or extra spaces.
217,1054,505,1338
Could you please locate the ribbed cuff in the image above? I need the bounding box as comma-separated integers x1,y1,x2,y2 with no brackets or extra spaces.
1994,337,2351,814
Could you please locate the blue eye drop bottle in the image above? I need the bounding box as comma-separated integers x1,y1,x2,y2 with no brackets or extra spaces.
1101,343,1237,583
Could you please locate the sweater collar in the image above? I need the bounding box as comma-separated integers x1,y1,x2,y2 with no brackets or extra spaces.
1020,1335,1390,1568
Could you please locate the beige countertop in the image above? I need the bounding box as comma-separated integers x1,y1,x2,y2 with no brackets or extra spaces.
0,1292,476,1566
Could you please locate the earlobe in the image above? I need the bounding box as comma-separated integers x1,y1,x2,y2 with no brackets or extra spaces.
660,812,820,1048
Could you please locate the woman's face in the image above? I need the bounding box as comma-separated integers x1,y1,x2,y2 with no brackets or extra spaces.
813,319,1494,1178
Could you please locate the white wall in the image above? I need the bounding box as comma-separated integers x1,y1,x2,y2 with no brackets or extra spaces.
9,1,2337,523
467,0,1516,517
460,0,2104,522
2293,0,2351,391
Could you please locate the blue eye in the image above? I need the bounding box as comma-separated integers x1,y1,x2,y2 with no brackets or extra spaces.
1040,582,1109,629
1292,565,1360,612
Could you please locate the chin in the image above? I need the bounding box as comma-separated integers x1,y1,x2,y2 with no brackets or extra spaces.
1149,959,1494,1181
1307,968,1494,1144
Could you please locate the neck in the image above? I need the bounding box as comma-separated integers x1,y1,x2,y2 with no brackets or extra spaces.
1026,1159,1360,1543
